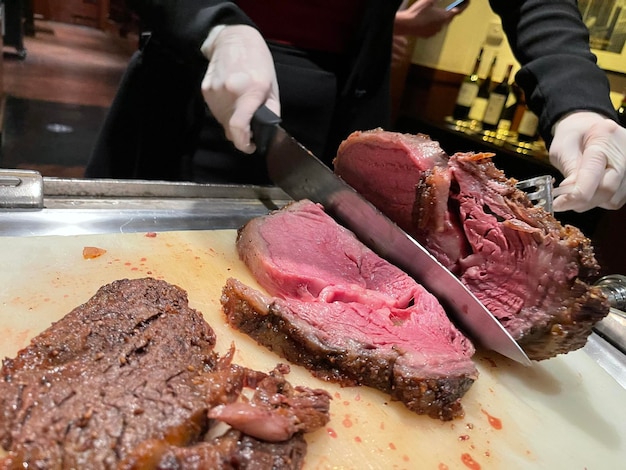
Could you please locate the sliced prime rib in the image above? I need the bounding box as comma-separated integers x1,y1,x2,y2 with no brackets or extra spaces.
0,278,330,469
222,199,477,421
334,129,610,360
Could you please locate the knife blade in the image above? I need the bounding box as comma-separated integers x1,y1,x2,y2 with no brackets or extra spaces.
251,105,531,366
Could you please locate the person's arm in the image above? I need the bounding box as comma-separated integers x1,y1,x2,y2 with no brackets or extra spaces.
127,0,279,154
489,0,617,141
126,1,254,66
491,0,625,212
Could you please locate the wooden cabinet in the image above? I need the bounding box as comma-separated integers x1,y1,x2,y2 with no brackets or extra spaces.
33,0,111,30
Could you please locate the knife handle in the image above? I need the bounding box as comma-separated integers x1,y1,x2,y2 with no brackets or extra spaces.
251,105,281,156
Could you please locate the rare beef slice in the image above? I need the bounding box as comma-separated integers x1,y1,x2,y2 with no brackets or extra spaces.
334,129,610,360
222,200,477,421
0,278,330,470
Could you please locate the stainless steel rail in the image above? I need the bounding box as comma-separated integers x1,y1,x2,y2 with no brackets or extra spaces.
0,176,291,236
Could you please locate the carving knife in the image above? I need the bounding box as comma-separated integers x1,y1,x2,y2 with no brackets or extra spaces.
251,105,532,366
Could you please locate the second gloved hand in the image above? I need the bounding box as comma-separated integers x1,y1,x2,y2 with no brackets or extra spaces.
549,111,626,212
200,24,280,154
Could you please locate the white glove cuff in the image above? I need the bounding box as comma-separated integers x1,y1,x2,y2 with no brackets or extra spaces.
200,24,227,59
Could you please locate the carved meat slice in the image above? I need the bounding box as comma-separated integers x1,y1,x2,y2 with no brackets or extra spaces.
223,200,477,421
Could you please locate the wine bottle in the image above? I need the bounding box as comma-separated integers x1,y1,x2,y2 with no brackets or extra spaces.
517,108,539,142
617,91,626,127
452,48,484,121
468,55,497,122
509,82,527,132
497,82,521,132
482,64,513,131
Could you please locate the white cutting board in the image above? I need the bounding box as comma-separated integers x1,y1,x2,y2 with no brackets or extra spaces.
1,230,625,469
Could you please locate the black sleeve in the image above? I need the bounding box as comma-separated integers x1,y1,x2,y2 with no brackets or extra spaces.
489,0,617,146
126,0,255,68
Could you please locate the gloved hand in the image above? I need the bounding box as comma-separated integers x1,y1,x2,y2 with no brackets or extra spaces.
200,24,280,154
549,111,626,212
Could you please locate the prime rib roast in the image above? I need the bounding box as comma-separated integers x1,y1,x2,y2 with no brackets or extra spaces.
333,129,610,360
221,199,478,421
0,278,330,469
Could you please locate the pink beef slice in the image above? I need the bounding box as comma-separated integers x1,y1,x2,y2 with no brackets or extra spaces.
222,199,477,421
334,129,610,360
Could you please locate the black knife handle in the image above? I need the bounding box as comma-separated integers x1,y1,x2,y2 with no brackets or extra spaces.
251,105,281,156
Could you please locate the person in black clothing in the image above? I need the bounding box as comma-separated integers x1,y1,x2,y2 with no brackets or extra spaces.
86,0,625,213
85,0,465,184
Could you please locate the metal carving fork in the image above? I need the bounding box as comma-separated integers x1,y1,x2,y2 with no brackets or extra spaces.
515,175,554,214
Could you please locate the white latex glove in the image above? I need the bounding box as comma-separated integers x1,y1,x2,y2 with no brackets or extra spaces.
200,24,280,154
549,111,626,212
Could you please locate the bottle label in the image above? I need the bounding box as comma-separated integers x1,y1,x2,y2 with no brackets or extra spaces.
483,93,507,125
456,82,479,107
518,110,539,136
468,97,488,121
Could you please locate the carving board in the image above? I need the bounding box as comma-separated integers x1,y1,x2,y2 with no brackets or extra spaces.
0,230,624,469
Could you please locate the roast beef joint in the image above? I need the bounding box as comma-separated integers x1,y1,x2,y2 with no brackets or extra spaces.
333,129,610,360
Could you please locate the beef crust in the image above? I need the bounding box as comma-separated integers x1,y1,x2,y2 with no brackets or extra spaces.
1,278,218,469
118,430,307,470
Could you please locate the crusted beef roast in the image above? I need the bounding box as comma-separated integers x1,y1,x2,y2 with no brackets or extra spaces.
222,200,477,421
0,278,330,469
334,129,610,360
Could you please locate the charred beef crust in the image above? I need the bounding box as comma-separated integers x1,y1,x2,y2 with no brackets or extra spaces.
221,278,474,421
0,278,218,468
118,430,307,470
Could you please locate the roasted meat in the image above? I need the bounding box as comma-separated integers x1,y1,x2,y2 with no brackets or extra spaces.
222,200,477,421
0,278,330,469
334,129,610,360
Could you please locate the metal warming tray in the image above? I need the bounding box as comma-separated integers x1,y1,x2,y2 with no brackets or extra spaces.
0,172,291,236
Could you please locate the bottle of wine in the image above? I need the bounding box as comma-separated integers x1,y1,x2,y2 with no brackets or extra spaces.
509,82,527,132
452,48,484,121
468,55,497,123
517,108,539,142
497,82,522,133
482,64,513,131
617,91,626,127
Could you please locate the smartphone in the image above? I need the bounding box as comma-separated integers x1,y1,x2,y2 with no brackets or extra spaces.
445,0,467,11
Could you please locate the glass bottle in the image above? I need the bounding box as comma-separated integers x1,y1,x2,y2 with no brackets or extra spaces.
468,55,497,123
482,64,514,131
497,82,522,133
517,108,539,142
452,47,484,121
617,91,626,127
